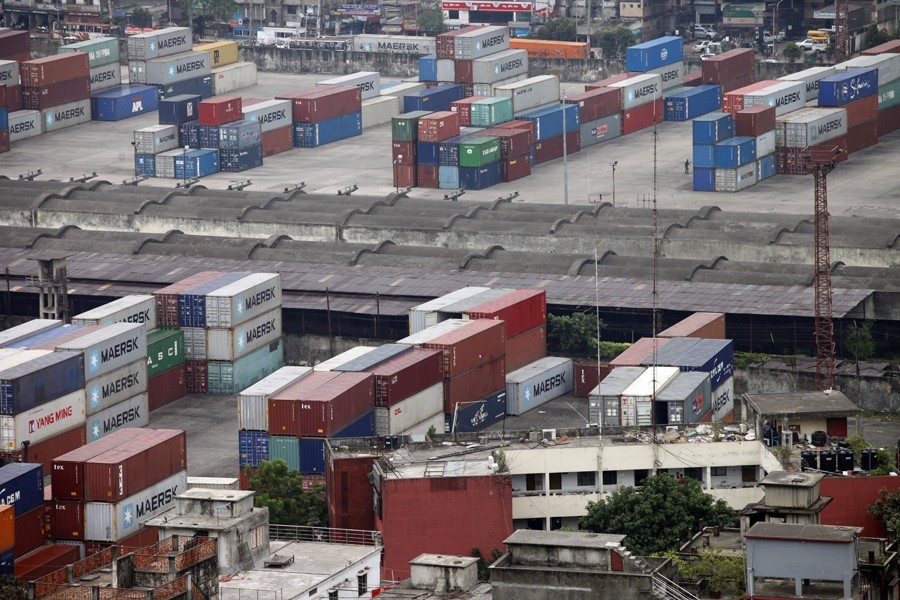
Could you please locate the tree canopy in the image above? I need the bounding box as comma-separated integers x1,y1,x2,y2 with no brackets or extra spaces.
546,312,630,358
130,7,153,28
579,473,738,555
246,460,328,526
417,5,447,35
596,27,635,59
863,25,891,50
869,486,900,540
175,0,235,31
535,16,576,41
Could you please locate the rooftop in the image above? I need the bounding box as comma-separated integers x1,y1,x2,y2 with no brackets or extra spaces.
176,488,254,501
409,554,480,569
375,582,494,599
744,390,861,418
504,530,625,549
745,522,860,543
760,471,824,488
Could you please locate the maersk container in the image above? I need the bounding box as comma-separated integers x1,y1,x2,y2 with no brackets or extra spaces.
742,80,805,117
56,322,146,381
714,136,756,168
692,112,733,144
454,26,510,60
139,51,210,86
239,366,312,431
59,37,118,69
268,435,300,470
755,130,775,157
692,144,715,168
147,329,184,378
42,98,91,133
715,163,757,192
206,308,281,362
299,438,326,474
8,110,42,142
242,99,291,133
85,359,147,416
0,320,60,348
644,61,685,91
588,366,644,426
506,356,574,416
159,93,200,124
354,35,436,55
610,73,663,110
403,83,465,112
86,393,149,442
693,166,715,191
127,27,191,61
218,119,262,150
664,84,722,121
207,338,284,395
451,389,506,433
317,71,380,100
174,148,219,179
580,113,622,147
156,74,213,101
419,54,437,82
2,389,86,450
494,75,560,114
238,430,269,467
778,66,836,102
837,54,900,86
757,153,776,181
0,60,19,88
656,371,712,425
84,470,186,542
205,273,282,330
459,163,501,190
72,295,156,330
0,351,84,415
517,103,579,141
818,68,878,107
472,49,528,85
0,462,43,516
210,62,257,96
711,377,734,421
133,124,178,155
89,63,121,92
314,347,376,372
470,97,513,127
626,36,684,73
2,325,85,350
782,107,847,148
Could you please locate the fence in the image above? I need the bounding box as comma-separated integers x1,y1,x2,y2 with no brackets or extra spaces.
268,524,382,547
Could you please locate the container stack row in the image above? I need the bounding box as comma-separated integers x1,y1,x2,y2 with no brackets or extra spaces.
21,53,92,133
700,48,755,94
153,271,284,395
277,85,363,148
0,463,44,561
0,30,29,151
195,40,258,96
420,25,523,97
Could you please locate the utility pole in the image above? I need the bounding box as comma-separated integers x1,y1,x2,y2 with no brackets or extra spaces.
833,0,850,63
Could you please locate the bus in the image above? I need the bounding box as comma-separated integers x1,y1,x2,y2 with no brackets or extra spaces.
52,22,114,40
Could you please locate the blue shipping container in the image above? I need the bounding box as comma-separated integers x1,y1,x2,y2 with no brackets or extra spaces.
452,389,507,432
220,144,263,172
335,411,376,438
2,323,86,349
219,119,262,150
179,271,248,328
1,352,84,415
0,107,7,131
517,103,580,141
175,148,219,179
439,165,459,189
714,136,756,168
179,120,199,147
299,438,326,474
0,463,43,516
238,430,269,468
293,114,350,148
626,36,684,72
157,74,214,101
664,85,722,121
757,153,776,181
460,163,502,190
158,93,200,125
198,125,219,149
818,67,879,107
692,112,733,144
693,166,716,191
417,140,441,164
692,144,715,168
403,83,465,113
341,111,362,137
0,548,12,578
419,54,438,82
135,154,156,177
672,339,734,389
91,85,159,121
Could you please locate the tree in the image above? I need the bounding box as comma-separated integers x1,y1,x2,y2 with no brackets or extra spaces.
245,460,328,526
596,26,634,59
547,312,599,355
175,0,236,33
417,5,446,36
863,25,891,49
844,320,875,360
869,487,900,541
535,16,576,41
0,577,27,600
579,473,738,555
781,43,801,63
666,547,745,597
130,7,152,28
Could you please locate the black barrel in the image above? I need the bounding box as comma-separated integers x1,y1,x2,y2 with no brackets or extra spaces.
837,449,854,472
861,447,878,470
819,450,837,472
800,450,818,471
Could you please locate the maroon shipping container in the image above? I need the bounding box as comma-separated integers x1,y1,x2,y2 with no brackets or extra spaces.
436,25,484,59
417,164,440,188
0,30,29,58
52,429,154,501
6,425,86,474
500,154,531,182
423,319,505,378
534,130,581,164
720,73,755,94
21,53,89,87
83,429,187,503
116,524,159,550
14,544,80,582
565,87,622,121
393,164,416,188
0,130,9,154
585,74,632,91
443,358,505,414
268,371,340,431
392,140,416,164
450,96,486,127
269,372,373,437
14,506,43,557
494,119,535,142
609,337,671,366
847,120,878,154
878,104,900,135
573,360,612,398
682,71,703,87
0,83,5,109
861,40,900,55
370,348,443,407
454,60,473,84
734,105,776,137
659,312,726,339
418,110,460,142
776,136,849,175
5,85,21,113
465,289,546,338
261,126,293,157
185,360,207,394
148,364,186,411
701,49,754,84
845,95,878,128
480,127,532,157
622,99,664,135
51,500,84,540
277,86,361,123
154,271,225,328
505,325,546,372
22,76,90,110
198,95,243,126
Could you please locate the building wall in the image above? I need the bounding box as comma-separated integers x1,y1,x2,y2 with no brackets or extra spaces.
491,562,653,600
821,476,900,538
327,455,378,532
747,536,858,582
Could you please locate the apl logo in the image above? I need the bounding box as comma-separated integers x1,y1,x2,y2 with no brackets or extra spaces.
660,48,668,62
90,384,101,407
89,349,100,372
132,100,143,113
121,503,135,527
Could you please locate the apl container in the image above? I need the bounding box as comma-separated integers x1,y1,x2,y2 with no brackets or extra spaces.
517,103,579,141
156,74,213,101
0,320,60,348
0,463,43,516
714,136,756,168
88,63,122,92
742,80,805,117
159,93,199,124
58,37,118,69
317,71,380,100
207,339,283,395
715,163,757,192
239,366,312,431
42,98,91,133
91,84,160,121
0,351,84,415
206,308,281,362
56,322,146,381
242,98,291,133
506,356,573,416
818,68,878,106
454,26,510,60
84,470,186,542
664,84,722,121
777,66,836,102
84,359,146,416
494,75,560,114
2,389,86,450
472,49,528,84
8,109,42,142
626,36,684,73
86,393,149,442
451,389,507,433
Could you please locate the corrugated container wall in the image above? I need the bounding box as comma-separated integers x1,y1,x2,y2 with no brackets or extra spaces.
371,348,443,407
505,357,573,415
0,463,43,516
206,308,281,362
72,295,156,330
51,428,153,501
239,366,312,431
84,471,187,542
85,359,146,416
0,319,61,348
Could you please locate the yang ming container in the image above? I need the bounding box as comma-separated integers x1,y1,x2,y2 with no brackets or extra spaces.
127,27,191,61
58,37,118,69
56,322,146,381
494,75,559,114
84,359,146,416
664,85,722,121
0,462,43,516
239,366,312,431
205,273,281,329
472,49,528,84
242,99,291,133
818,68,878,106
451,389,506,432
317,71,380,100
86,393,149,442
3,389,86,450
42,98,91,132
777,66,836,102
626,36,684,72
72,297,156,332
159,93,199,124
206,308,281,362
693,111,734,144
656,371,711,424
610,73,663,110
0,350,84,415
89,63,121,92
0,320,60,348
506,356,573,416
84,470,187,542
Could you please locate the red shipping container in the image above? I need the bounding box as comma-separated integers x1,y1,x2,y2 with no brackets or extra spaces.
392,140,416,164
878,103,900,135
505,325,546,372
565,87,622,121
776,136,849,175
269,372,373,437
277,86,361,123
22,76,90,110
573,361,612,398
14,506,43,557
239,467,255,490
261,126,293,157
450,96,486,127
0,30,29,58
423,319,505,378
500,154,531,182
683,71,703,87
393,164,416,188
417,164,440,188
585,74,632,91
185,360,207,394
720,73,754,94
622,99,664,134
454,60,473,84
443,358,505,414
610,337,671,366
14,544,80,582
370,348,443,407
494,119,535,142
418,111,460,142
847,120,877,154
5,85,20,113
734,105,776,137
0,83,5,109
0,130,9,154
52,429,154,501
0,504,11,547
21,53,89,87
480,127,532,157
861,40,900,55
659,312,726,339
198,95,243,126
148,364,186,411
701,49,755,84
465,289,546,338
51,500,84,540
723,81,777,114
83,429,187,502
6,425,86,474
154,271,225,328
844,95,878,128
533,131,580,164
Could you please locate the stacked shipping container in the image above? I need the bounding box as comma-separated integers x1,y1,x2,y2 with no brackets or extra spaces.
0,463,44,558
279,85,362,148
21,53,91,133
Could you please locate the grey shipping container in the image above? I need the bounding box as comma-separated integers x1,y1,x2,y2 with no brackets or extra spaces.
89,63,121,92
333,344,412,372
353,35,436,55
211,62,257,96
239,366,312,431
781,107,847,148
206,308,281,362
84,470,187,542
242,99,292,134
655,371,711,424
640,337,702,367
408,288,491,334
588,366,644,426
0,320,61,348
72,295,156,330
204,273,282,329
42,99,91,133
8,110,43,142
85,392,149,442
317,71,381,100
495,75,560,114
141,51,211,86
153,149,182,179
56,322,147,380
778,66,836,102
453,26,510,60
506,356,574,416
85,359,147,416
0,59,19,87
132,124,179,155
436,60,455,83
473,74,527,97
643,61,684,91
362,96,400,129
127,27,192,61
715,164,757,192
580,114,622,147
609,73,663,110
472,49,528,85
183,327,207,361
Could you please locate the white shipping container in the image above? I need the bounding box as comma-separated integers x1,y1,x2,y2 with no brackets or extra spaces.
715,163,758,192
239,366,312,430
8,110,43,142
383,382,443,434
403,412,446,437
644,61,684,90
205,273,282,329
84,470,187,542
473,74,527,98
142,51,211,86
755,130,775,157
314,346,376,372
472,49,528,84
73,295,157,330
381,81,427,99
42,98,91,133
0,349,52,372
242,99,292,133
0,59,19,86
408,287,491,334
620,366,680,426
127,27,192,61
609,73,663,110
743,80,805,116
362,95,400,129
89,63,121,92
495,75,560,114
57,322,147,380
778,66,836,102
187,476,239,490
453,26,510,60
85,393,149,442
317,71,380,100
436,59,455,83
154,148,183,179
836,54,900,85
506,357,574,416
353,34,436,55
183,327,207,360
132,125,179,155
85,359,147,416
1,389,86,450
782,107,847,148
0,320,60,347
398,318,472,345
211,62,258,95
711,377,734,421
206,308,281,362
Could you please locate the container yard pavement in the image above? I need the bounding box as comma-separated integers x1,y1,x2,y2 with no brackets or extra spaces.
1,71,898,218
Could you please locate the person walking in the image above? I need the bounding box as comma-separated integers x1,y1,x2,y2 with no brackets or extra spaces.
684,159,691,174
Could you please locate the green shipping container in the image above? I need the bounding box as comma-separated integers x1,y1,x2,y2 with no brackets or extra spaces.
58,37,120,69
147,329,185,377
878,79,900,111
391,110,432,141
207,339,284,395
458,136,501,168
470,97,513,128
269,435,301,471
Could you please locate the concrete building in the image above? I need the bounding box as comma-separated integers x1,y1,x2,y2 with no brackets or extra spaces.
744,390,862,447
409,554,480,594
740,471,832,532
618,0,675,41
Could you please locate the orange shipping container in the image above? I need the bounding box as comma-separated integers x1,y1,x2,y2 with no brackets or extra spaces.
509,39,589,60
0,504,13,550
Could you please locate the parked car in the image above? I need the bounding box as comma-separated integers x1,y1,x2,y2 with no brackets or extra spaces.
797,38,828,52
693,24,717,40
763,31,785,43
692,40,713,52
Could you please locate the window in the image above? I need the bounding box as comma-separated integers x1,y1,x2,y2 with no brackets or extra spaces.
684,468,702,482
448,9,459,18
711,466,727,476
357,573,367,596
525,473,543,491
549,473,562,490
602,470,617,486
634,469,649,486
286,5,297,13
329,591,338,600
250,525,265,549
577,472,596,487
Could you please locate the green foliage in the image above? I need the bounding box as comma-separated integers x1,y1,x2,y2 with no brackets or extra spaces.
130,6,153,28
471,547,499,581
872,448,896,476
547,312,600,355
0,577,27,600
535,16,576,41
596,27,634,59
864,25,891,49
579,473,738,555
176,0,235,29
781,42,801,63
598,341,632,360
246,460,328,526
845,320,876,360
666,547,745,595
845,431,870,461
427,424,437,440
869,487,900,541
733,352,773,369
417,5,447,35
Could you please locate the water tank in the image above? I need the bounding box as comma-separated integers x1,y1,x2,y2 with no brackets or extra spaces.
837,449,854,471
819,450,837,472
810,430,828,447
861,447,878,470
800,451,818,471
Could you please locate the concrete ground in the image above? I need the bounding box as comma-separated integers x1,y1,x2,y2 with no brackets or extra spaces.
1,71,898,218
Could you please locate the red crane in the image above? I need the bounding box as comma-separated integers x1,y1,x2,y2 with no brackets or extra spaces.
833,0,850,63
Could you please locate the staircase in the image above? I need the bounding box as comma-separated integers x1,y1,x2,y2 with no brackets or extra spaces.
651,572,700,600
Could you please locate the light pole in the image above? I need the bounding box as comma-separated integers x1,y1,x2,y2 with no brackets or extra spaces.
131,141,138,177
562,90,568,206
393,156,402,194
182,145,189,186
773,0,785,56
609,161,617,207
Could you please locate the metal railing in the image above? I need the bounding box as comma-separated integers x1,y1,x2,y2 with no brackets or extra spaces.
268,524,383,547
651,573,700,600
